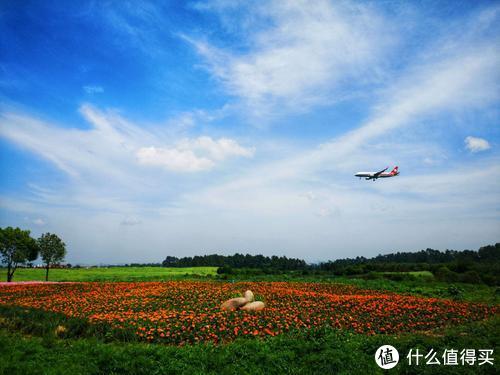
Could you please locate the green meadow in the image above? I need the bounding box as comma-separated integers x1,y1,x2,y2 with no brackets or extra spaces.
0,266,218,282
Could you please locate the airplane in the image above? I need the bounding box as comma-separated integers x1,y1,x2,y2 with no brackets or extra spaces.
355,166,399,181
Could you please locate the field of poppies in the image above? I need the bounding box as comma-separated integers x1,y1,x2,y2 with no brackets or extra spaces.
0,281,497,346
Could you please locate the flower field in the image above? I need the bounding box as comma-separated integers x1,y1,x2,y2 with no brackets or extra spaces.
0,281,497,345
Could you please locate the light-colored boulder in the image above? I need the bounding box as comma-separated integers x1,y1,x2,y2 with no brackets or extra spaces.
220,297,248,311
240,301,265,311
244,290,254,302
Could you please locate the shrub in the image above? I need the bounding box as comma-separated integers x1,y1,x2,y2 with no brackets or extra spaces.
459,270,483,284
217,265,233,275
434,266,459,282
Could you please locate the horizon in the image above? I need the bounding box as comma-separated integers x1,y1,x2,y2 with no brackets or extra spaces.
1,1,499,264
4,241,498,268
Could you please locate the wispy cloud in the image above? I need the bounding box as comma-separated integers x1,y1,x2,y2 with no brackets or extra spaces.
120,217,141,226
178,136,255,160
188,0,392,115
136,135,255,172
136,146,214,172
174,5,500,255
32,218,46,226
98,1,167,56
83,85,104,94
0,104,254,178
0,1,498,263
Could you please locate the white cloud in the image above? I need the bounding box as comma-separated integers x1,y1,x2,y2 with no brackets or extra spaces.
173,6,500,255
300,191,316,201
136,146,214,172
136,136,254,172
32,218,46,226
178,136,255,160
195,36,499,198
120,217,141,226
83,85,104,94
1,3,499,264
465,136,491,153
189,0,391,113
0,105,254,179
315,207,332,218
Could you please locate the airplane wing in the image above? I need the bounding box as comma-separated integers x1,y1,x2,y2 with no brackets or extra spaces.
373,167,388,177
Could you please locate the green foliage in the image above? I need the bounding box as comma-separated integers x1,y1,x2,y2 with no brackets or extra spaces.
446,285,463,299
318,243,500,285
0,305,137,343
434,266,458,282
161,243,499,286
217,265,233,274
38,233,66,266
0,226,39,282
38,232,67,281
0,313,498,375
163,253,307,270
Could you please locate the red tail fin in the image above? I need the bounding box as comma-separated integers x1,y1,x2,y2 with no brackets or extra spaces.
390,166,398,175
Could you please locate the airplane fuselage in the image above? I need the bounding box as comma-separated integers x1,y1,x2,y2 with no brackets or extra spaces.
354,172,396,178
355,166,399,180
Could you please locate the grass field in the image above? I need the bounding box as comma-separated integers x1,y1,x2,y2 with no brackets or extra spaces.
0,266,218,282
1,316,498,375
377,270,434,277
0,269,498,374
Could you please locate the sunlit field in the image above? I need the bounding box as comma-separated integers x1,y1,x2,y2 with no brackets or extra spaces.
0,267,217,282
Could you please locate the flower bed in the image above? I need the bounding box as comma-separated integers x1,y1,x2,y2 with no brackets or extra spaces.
0,281,496,345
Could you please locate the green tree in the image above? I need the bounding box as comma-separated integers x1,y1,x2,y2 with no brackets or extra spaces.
0,227,39,282
38,233,66,281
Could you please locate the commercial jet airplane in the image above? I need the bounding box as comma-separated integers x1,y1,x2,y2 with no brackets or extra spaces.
355,166,399,181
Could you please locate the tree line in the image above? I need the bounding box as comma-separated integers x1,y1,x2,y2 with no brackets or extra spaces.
319,244,499,270
163,244,498,270
162,244,499,285
317,244,499,285
0,227,66,282
162,253,307,270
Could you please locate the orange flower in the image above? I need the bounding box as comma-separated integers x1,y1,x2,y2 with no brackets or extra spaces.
0,281,496,345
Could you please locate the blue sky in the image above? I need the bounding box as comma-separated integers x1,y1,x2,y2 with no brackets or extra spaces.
0,0,499,264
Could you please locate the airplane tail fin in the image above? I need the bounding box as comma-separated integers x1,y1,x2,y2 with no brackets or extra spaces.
390,166,399,175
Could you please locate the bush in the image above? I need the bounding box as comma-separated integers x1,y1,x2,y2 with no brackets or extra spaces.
433,266,459,282
216,265,233,275
446,285,463,299
361,272,380,280
382,273,404,281
344,266,363,276
459,270,483,284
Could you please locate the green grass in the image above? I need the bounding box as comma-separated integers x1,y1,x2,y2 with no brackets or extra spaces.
378,270,434,277
0,266,218,282
330,277,499,304
0,312,498,375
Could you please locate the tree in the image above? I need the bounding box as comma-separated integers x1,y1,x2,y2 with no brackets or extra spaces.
0,227,39,282
38,233,66,281
162,256,179,267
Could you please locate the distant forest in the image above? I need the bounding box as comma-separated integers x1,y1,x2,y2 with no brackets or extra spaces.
320,243,499,268
162,254,307,270
318,243,499,285
162,243,500,285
